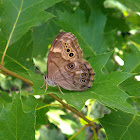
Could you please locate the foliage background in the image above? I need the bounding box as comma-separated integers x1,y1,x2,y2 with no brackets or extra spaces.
0,0,140,140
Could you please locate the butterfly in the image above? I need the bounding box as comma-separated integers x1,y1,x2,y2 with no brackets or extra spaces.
43,32,95,93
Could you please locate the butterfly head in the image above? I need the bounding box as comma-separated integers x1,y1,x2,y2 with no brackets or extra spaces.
43,75,56,87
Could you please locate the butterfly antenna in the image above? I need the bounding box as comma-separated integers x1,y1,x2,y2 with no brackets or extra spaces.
57,85,65,95
35,65,45,76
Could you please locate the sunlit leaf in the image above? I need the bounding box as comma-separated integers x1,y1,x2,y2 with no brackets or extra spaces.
119,0,140,12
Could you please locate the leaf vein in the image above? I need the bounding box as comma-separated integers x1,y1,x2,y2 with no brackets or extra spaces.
119,115,136,140
8,0,19,12
21,0,44,13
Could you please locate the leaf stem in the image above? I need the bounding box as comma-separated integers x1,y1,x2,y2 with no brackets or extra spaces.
68,124,90,140
93,128,97,140
36,104,62,110
1,0,23,65
0,65,33,86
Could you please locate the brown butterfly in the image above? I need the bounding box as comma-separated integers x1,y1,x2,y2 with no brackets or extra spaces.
43,32,95,93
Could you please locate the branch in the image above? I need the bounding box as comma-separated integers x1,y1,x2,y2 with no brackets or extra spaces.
0,65,33,86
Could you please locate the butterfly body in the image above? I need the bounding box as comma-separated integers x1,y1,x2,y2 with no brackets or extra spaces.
45,32,95,91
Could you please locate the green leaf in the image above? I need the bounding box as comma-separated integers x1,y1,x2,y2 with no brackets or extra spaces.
4,31,34,73
120,76,140,97
33,20,60,58
103,54,119,74
56,8,108,54
122,45,140,73
0,91,12,112
105,11,130,33
127,13,140,27
131,34,140,51
120,76,140,114
0,91,12,103
77,0,105,20
22,95,49,126
21,71,47,95
0,93,36,140
0,0,62,44
100,109,140,140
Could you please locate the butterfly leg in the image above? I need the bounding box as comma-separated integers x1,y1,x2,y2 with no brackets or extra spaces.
44,82,48,93
40,81,45,88
57,85,65,95
40,81,48,93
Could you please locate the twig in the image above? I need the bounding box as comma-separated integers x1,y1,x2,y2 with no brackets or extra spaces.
0,65,33,86
0,70,9,76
